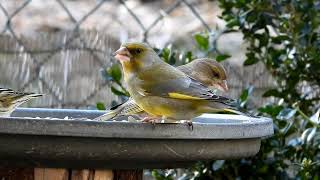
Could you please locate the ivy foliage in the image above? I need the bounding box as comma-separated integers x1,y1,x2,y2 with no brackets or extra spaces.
176,0,320,179
99,1,320,178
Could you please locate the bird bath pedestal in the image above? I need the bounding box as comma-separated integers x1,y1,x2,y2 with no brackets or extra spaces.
0,108,273,180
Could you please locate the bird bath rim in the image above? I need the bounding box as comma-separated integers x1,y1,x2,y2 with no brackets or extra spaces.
1,108,274,140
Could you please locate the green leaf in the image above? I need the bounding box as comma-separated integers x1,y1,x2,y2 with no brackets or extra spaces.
254,33,269,47
179,51,193,64
160,46,176,65
194,33,209,51
161,47,170,63
243,56,259,66
262,89,282,97
239,86,254,107
301,127,317,144
257,165,269,174
280,120,294,134
212,160,225,171
111,86,128,97
242,86,254,100
185,51,193,63
306,127,317,143
96,102,106,110
226,19,239,28
258,105,283,117
107,64,122,83
276,108,297,120
310,109,320,125
168,52,177,65
272,35,290,44
287,138,302,147
216,54,231,62
153,47,161,54
100,69,111,81
151,170,174,180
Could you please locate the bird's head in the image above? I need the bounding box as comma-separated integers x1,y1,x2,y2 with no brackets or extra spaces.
207,61,228,92
114,42,159,74
186,58,228,92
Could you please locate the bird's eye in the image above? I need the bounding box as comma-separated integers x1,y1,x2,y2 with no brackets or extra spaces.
213,72,220,78
136,48,142,54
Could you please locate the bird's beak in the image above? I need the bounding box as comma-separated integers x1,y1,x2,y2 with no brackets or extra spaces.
217,80,229,92
114,47,131,62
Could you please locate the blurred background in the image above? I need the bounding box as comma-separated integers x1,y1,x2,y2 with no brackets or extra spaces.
0,0,274,109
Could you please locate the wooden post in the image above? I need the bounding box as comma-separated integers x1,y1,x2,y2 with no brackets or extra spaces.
94,170,113,180
34,168,68,180
0,167,34,180
0,168,142,180
113,170,143,180
71,170,92,180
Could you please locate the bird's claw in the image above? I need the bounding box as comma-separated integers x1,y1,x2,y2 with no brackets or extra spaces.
142,116,161,125
186,121,193,131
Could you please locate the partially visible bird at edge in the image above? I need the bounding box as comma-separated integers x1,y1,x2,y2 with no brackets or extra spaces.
0,88,43,117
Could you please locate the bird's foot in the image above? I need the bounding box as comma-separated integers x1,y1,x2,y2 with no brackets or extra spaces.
185,121,193,131
142,116,161,125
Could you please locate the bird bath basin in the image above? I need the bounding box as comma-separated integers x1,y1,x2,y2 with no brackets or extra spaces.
0,108,273,169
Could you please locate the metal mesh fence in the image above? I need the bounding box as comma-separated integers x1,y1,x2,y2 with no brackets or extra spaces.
0,0,214,42
0,0,274,109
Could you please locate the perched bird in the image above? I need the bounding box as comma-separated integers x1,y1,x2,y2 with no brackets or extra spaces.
112,42,241,123
95,58,228,121
177,58,228,92
0,88,43,117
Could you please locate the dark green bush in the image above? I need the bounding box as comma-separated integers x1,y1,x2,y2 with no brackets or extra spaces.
212,0,319,179
99,0,320,179
177,0,320,179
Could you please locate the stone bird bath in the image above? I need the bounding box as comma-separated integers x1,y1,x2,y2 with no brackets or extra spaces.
0,108,273,169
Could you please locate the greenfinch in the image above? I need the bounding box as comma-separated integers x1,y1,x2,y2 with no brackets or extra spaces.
0,88,43,117
95,58,228,121
177,58,228,92
111,42,240,123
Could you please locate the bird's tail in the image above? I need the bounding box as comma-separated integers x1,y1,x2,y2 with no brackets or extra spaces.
94,102,125,121
208,95,257,117
13,93,43,103
222,107,257,117
94,99,144,121
0,88,14,94
24,93,43,99
94,110,120,121
27,93,43,98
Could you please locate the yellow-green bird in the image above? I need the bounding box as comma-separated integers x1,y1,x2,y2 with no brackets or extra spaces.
177,58,228,92
112,42,240,123
0,88,43,117
95,58,229,121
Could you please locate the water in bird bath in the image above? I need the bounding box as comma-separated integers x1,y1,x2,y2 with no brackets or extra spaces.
194,113,255,124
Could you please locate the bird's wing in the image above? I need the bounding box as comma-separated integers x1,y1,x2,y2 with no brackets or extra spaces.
138,66,234,104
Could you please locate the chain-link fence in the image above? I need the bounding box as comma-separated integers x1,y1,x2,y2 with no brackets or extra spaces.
0,0,274,109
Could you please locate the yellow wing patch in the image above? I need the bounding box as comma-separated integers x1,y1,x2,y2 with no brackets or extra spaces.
223,108,243,115
168,92,203,100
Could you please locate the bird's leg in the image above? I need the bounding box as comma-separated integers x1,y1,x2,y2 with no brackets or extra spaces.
185,120,193,131
135,113,148,120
